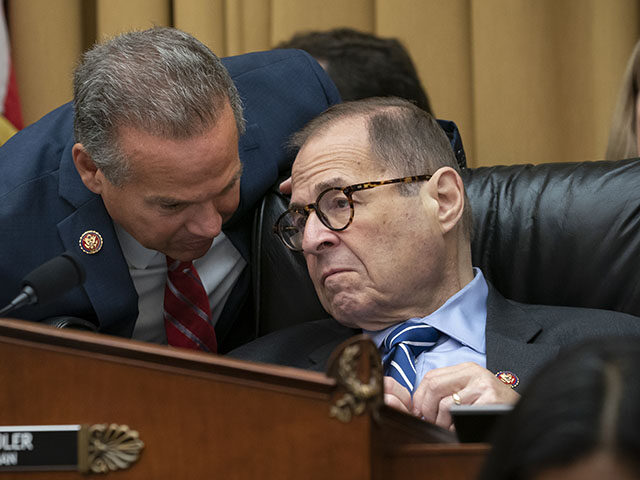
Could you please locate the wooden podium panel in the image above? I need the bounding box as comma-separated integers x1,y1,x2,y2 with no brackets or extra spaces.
380,444,489,478
0,318,488,479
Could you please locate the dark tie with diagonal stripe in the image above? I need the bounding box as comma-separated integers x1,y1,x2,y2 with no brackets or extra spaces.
380,323,440,393
163,257,217,353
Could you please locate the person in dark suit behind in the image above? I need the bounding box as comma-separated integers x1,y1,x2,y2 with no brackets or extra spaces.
229,97,640,430
479,337,640,480
276,28,467,171
277,27,433,114
0,27,340,352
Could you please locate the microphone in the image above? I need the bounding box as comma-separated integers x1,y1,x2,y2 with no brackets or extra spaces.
0,252,86,316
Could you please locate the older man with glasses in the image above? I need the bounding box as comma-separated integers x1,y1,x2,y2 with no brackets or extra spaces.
231,97,640,431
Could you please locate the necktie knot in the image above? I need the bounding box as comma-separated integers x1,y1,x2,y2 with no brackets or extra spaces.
166,257,196,276
381,323,440,393
167,257,187,271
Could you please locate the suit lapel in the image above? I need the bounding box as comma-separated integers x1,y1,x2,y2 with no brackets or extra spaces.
307,322,362,372
308,340,345,372
485,284,559,389
217,122,268,345
57,151,138,337
218,123,294,348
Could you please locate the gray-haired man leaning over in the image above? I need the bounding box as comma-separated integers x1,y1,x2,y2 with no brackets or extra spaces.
230,97,640,430
0,27,339,352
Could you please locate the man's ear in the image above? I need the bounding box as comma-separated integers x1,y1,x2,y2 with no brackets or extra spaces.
72,143,104,194
427,167,465,234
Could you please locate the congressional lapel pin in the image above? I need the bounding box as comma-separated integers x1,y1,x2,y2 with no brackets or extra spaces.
495,370,520,388
79,230,103,254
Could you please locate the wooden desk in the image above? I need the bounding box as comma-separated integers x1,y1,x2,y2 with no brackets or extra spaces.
0,318,488,479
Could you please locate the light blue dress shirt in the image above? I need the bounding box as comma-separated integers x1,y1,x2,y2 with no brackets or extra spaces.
366,268,488,387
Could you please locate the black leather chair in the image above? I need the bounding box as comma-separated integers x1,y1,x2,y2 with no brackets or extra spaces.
251,158,640,337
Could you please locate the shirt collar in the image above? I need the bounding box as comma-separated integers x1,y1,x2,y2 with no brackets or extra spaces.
366,268,488,354
114,223,230,271
114,223,161,270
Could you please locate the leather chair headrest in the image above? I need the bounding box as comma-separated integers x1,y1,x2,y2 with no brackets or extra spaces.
466,158,640,315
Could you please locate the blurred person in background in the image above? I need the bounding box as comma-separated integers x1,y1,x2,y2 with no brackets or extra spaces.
606,39,640,160
277,28,467,170
277,27,433,114
479,336,640,480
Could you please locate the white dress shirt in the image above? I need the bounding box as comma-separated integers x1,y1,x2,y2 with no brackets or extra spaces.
114,224,246,344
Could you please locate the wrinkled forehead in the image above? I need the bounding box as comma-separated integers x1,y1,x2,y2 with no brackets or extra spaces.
291,117,386,189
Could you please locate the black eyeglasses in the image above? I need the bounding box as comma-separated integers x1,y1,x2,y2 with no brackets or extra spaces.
273,174,433,251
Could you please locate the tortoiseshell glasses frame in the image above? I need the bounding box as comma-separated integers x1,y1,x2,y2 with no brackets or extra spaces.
273,174,433,251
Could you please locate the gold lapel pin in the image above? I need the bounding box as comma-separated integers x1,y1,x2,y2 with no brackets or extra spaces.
79,230,103,254
495,370,520,388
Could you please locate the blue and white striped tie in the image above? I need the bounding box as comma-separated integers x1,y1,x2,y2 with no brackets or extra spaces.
381,323,440,393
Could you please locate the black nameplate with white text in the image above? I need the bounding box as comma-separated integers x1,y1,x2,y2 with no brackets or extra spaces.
0,425,79,471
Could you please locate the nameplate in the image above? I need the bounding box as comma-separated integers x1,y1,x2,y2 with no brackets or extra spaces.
0,424,144,473
0,425,78,471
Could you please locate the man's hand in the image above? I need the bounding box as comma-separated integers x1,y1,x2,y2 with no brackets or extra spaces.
411,362,520,430
383,376,412,413
279,177,292,195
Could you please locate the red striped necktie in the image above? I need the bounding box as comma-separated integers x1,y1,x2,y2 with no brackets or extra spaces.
163,257,218,353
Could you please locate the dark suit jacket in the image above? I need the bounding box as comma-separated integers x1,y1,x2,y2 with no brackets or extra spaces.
0,49,340,352
229,283,640,390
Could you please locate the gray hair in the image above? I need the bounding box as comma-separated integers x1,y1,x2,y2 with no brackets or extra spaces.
290,97,472,238
606,39,640,160
73,27,245,185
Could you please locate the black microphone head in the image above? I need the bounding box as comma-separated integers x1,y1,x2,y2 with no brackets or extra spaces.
21,252,86,305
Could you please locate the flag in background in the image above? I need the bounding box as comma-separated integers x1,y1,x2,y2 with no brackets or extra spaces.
0,2,22,143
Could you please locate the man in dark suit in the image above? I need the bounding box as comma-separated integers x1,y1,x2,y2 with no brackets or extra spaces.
0,27,339,353
230,97,640,429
